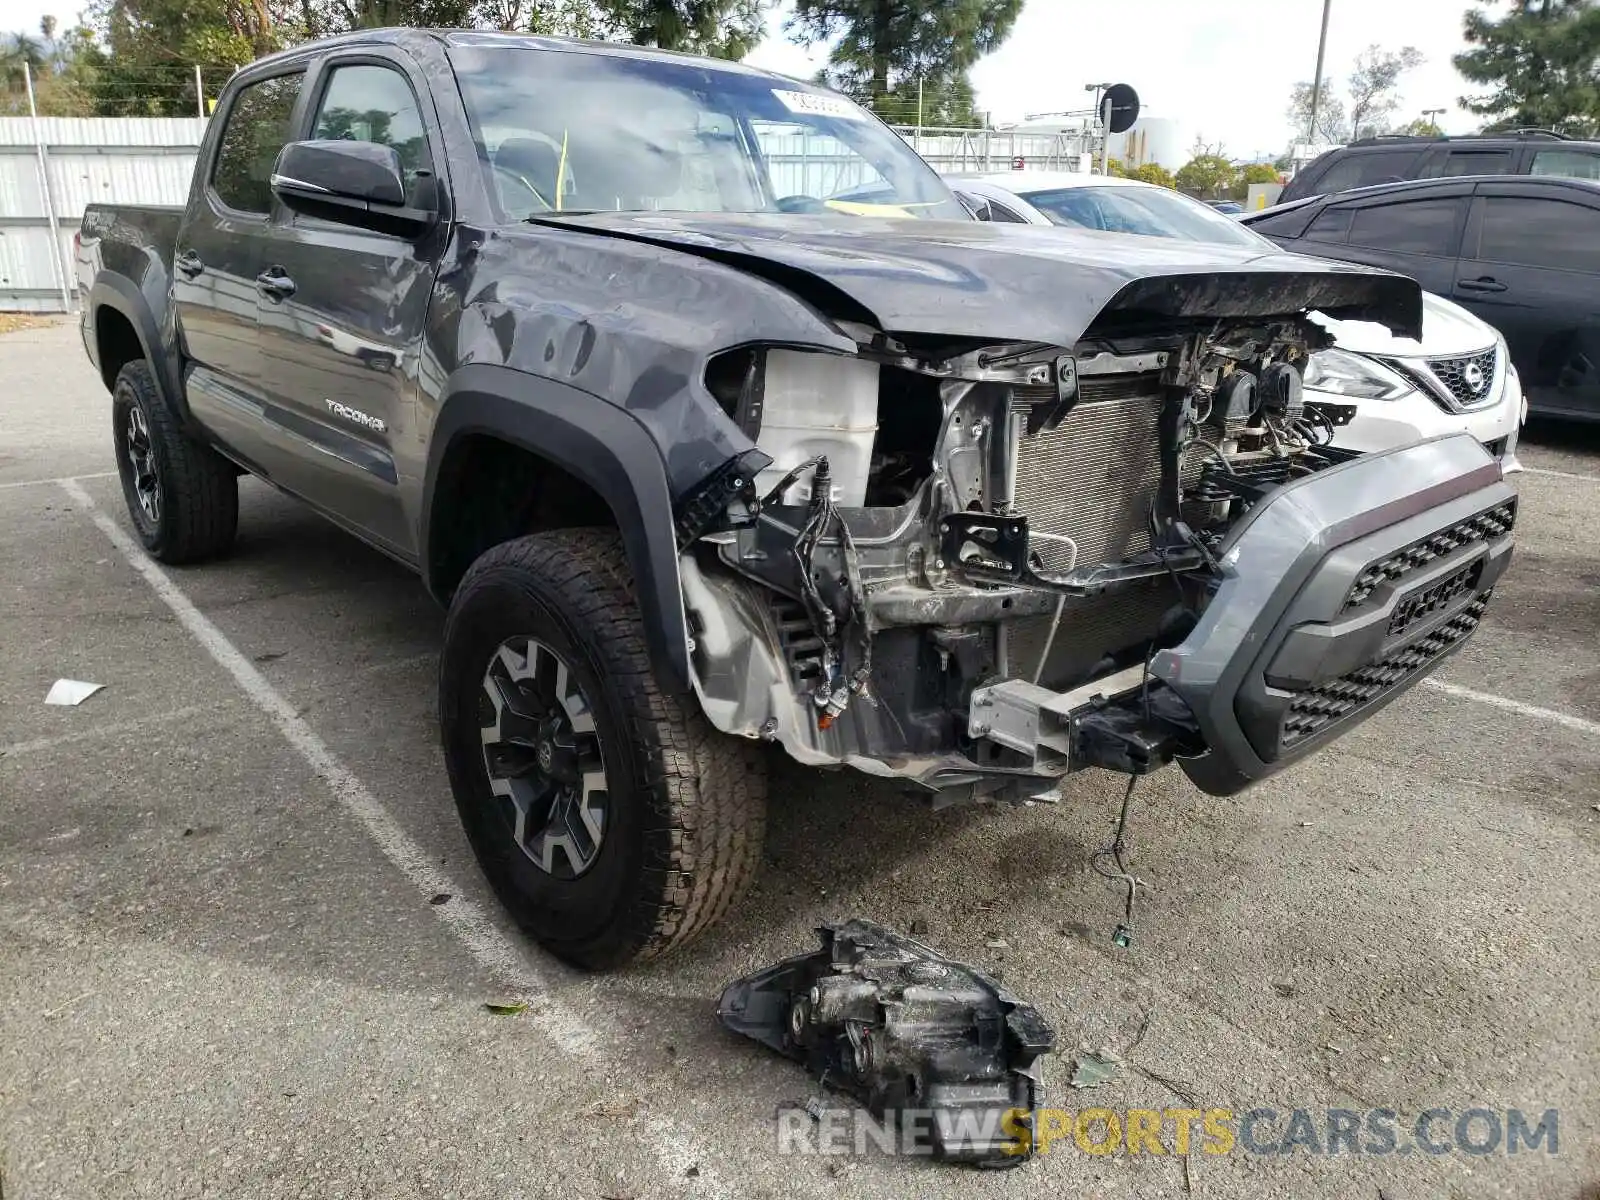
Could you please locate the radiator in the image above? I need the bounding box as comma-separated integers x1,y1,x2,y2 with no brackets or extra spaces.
1012,374,1166,573
1004,372,1176,688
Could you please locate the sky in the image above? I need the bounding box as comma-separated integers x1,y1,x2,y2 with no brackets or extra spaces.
0,0,1488,157
746,0,1486,159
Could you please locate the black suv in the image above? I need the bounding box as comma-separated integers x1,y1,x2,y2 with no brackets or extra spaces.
1279,131,1600,205
1245,175,1600,422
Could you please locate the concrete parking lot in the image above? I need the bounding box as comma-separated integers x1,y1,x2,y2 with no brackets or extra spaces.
1,318,1596,1200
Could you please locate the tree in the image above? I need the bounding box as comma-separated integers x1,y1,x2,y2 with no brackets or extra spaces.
1287,43,1423,143
1456,0,1600,136
1288,77,1350,143
1127,161,1174,188
590,0,763,57
788,0,1022,126
1175,154,1237,199
1227,162,1280,200
2,18,100,115
1395,116,1444,136
1346,45,1424,139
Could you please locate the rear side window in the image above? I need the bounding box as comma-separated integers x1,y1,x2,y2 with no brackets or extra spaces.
1314,149,1424,194
1530,148,1600,181
211,73,304,215
1305,206,1354,242
1478,197,1600,272
1437,149,1512,177
1347,198,1464,256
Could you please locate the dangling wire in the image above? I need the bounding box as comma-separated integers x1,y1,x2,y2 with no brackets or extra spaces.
1091,774,1151,940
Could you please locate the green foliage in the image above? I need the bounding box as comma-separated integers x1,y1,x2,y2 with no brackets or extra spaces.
1174,153,1237,199
1102,157,1128,178
1,20,103,116
590,0,765,57
788,0,1022,127
1287,44,1424,142
1240,163,1280,186
1126,161,1174,188
1456,0,1600,136
1395,116,1444,136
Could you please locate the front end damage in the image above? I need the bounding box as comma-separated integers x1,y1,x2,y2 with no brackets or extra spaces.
675,268,1515,801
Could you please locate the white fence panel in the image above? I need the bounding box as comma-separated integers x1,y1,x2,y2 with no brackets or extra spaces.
0,117,207,311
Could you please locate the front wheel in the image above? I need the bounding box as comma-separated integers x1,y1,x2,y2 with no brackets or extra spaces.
439,530,768,970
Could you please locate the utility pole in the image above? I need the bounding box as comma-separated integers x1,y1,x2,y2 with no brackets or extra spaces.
24,63,72,313
1306,0,1333,144
1085,82,1113,174
195,65,206,119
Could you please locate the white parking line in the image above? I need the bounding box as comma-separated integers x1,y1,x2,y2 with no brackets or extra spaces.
0,470,115,492
0,704,216,758
1520,466,1600,484
60,477,733,1196
58,480,570,1013
1423,678,1600,738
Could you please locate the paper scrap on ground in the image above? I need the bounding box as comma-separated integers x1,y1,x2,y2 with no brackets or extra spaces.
44,679,104,706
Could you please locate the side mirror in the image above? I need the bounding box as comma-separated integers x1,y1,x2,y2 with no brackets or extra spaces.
271,140,437,238
954,191,995,222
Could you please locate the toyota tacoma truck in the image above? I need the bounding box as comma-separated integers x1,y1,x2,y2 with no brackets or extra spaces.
76,29,1516,969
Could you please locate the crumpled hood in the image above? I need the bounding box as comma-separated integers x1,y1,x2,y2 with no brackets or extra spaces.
534,211,1424,346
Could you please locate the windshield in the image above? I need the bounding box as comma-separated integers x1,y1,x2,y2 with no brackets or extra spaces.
1016,185,1269,249
449,46,966,222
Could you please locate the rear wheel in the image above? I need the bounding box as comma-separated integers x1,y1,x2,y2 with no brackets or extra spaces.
111,360,237,563
440,529,767,969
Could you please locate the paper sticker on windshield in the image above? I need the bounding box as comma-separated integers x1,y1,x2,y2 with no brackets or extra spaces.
773,89,867,122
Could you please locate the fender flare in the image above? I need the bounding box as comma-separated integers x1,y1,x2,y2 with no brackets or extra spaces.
88,273,187,425
422,363,691,691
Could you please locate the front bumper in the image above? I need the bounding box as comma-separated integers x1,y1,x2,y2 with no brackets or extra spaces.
968,433,1515,796
1319,365,1524,472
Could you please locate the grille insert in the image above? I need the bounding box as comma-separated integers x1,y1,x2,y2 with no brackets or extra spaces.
1344,500,1516,610
1282,594,1489,748
1387,560,1482,637
1429,348,1499,409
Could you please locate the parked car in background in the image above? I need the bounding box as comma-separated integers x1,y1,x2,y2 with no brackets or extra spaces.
1244,176,1600,423
1206,199,1245,214
951,172,1525,462
1279,130,1600,205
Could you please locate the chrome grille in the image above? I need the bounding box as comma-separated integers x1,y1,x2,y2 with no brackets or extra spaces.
1012,376,1165,573
1428,348,1498,410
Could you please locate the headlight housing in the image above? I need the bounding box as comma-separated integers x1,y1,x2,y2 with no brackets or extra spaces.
1303,348,1413,402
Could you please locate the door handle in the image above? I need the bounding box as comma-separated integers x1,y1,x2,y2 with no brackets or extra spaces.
255,268,296,301
175,249,204,278
1457,277,1507,294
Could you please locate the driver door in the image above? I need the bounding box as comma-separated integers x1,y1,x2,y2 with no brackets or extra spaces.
254,53,446,559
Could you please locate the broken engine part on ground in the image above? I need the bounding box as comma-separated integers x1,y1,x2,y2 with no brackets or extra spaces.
717,919,1055,1166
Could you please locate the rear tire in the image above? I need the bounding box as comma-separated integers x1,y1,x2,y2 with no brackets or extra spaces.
111,360,238,563
440,529,767,970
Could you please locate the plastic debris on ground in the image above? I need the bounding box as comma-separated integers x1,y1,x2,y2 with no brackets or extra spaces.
1068,1049,1121,1090
44,680,104,706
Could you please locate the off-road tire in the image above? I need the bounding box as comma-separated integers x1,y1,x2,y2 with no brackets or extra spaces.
440,529,768,970
111,360,238,563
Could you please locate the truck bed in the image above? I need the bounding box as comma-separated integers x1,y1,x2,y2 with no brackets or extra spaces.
76,204,184,297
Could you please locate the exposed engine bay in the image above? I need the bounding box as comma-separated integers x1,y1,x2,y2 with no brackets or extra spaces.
680,312,1366,793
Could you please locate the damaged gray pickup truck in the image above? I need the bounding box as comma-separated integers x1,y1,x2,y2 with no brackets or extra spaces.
76,29,1516,968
